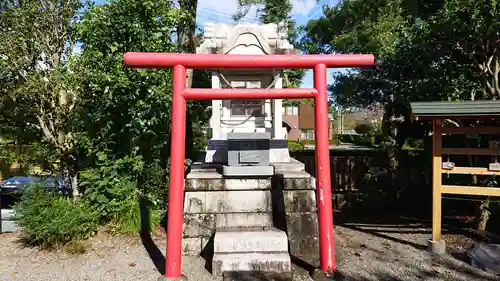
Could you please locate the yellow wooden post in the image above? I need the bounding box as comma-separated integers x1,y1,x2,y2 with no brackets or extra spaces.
432,120,443,242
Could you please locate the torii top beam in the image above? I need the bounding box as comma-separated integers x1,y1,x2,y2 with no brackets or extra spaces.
124,52,375,69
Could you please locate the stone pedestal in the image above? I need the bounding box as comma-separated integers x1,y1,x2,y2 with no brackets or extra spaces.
182,159,320,268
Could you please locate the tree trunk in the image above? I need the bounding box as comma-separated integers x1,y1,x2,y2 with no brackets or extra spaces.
381,102,400,200
71,172,79,198
177,0,198,157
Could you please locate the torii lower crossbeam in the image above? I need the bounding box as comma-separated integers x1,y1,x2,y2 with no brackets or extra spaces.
124,53,375,280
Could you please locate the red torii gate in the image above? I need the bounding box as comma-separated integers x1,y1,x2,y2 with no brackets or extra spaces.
123,52,375,280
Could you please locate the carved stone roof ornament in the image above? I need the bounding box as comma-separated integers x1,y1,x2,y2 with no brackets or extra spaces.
196,22,297,55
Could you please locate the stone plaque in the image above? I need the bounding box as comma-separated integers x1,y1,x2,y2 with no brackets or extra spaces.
227,132,271,167
239,151,260,164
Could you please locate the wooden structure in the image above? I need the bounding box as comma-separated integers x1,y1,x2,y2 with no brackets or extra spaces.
411,100,500,254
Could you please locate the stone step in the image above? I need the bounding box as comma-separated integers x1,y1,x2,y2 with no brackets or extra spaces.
214,227,288,253
212,252,291,276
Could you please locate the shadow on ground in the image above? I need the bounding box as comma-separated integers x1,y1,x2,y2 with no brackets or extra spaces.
335,210,500,281
139,195,166,275
338,210,500,250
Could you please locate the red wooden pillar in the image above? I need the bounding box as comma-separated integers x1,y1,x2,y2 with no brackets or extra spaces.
314,63,336,272
165,64,187,279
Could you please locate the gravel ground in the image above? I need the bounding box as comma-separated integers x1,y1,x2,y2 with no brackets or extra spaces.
0,223,498,281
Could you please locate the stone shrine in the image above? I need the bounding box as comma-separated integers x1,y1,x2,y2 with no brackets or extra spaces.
183,22,320,278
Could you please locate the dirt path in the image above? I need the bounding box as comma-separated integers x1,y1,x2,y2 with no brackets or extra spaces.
0,224,497,281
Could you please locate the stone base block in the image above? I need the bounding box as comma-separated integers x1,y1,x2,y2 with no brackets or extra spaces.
273,159,305,173
222,165,274,177
428,239,446,255
157,275,188,281
223,271,292,281
212,252,291,276
1,220,17,233
1,209,14,220
285,212,320,267
182,237,210,256
214,227,288,253
1,209,17,233
215,213,273,228
184,191,273,214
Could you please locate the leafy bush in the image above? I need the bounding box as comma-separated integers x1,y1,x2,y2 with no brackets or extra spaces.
108,196,162,235
354,122,376,135
288,141,305,150
299,139,339,145
80,154,142,221
13,184,99,248
80,153,163,234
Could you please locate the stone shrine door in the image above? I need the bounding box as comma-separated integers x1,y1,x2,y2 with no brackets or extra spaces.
227,80,264,118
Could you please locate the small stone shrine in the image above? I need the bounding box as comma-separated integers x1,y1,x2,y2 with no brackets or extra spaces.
183,22,320,278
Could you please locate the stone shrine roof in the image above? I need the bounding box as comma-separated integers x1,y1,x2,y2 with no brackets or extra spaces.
196,22,298,55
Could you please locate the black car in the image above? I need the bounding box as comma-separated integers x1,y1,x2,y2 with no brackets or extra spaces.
1,176,70,208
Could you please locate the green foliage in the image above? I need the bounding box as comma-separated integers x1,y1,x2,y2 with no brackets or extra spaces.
74,0,209,174
338,134,376,146
13,184,99,248
288,141,305,150
79,152,165,234
108,197,161,235
80,154,142,220
354,122,376,135
0,0,84,187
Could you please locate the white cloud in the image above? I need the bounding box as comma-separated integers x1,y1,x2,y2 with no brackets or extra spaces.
196,0,263,25
194,0,319,25
290,0,317,16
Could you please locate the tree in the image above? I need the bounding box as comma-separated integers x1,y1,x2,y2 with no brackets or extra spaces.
0,0,84,196
177,0,212,158
74,0,210,207
303,0,500,226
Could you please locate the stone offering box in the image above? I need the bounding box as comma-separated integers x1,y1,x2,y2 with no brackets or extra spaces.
223,132,274,177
